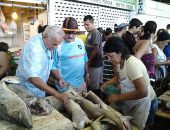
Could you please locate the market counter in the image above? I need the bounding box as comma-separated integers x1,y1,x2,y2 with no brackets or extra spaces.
82,125,139,130
156,90,170,119
0,108,73,130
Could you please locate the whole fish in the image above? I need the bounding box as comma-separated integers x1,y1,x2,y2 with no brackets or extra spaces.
83,91,132,130
91,116,103,130
64,99,91,129
7,84,53,116
0,81,32,128
64,84,132,130
82,91,109,110
76,97,103,119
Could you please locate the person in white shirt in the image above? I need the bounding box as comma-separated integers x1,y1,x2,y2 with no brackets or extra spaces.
151,30,170,79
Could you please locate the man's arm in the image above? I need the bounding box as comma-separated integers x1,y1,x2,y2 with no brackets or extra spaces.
51,69,62,81
28,77,68,102
85,62,90,86
50,69,66,87
88,30,102,64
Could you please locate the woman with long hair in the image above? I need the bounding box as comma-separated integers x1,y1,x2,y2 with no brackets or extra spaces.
134,21,157,79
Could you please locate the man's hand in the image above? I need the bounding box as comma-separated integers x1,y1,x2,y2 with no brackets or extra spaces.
58,79,66,87
57,93,69,105
85,74,90,87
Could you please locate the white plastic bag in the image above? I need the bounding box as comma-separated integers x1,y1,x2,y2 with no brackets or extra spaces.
0,10,7,33
0,10,5,24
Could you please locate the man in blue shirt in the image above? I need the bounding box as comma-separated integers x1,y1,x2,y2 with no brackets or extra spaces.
51,17,89,93
16,26,68,103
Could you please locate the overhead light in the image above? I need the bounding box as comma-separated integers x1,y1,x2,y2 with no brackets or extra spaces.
11,12,18,20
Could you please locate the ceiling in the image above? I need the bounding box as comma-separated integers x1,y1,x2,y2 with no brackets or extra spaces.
153,0,170,5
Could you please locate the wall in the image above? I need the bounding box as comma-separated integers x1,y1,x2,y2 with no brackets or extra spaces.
48,0,132,30
134,0,170,29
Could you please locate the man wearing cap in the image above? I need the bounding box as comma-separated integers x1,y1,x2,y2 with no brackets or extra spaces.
83,15,103,96
51,17,89,93
114,18,129,38
16,26,68,103
122,18,143,55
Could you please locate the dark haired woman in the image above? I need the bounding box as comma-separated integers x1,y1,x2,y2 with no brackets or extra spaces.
134,21,157,79
151,30,170,79
0,42,9,79
101,36,157,130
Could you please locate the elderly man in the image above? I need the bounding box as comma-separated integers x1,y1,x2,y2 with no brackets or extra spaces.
16,26,68,103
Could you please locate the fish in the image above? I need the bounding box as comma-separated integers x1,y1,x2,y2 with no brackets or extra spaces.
64,84,132,130
91,116,103,130
101,109,124,130
82,91,132,130
82,91,109,110
45,96,63,111
76,97,103,119
64,99,91,129
64,83,81,100
78,94,124,130
7,84,53,116
27,98,53,116
0,81,32,128
7,83,36,104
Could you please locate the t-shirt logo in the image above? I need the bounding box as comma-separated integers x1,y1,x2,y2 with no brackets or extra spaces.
78,45,82,49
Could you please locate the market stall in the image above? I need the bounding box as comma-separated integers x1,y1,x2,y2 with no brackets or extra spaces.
0,0,47,48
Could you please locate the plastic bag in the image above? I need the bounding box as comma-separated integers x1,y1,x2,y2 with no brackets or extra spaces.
0,10,8,33
0,10,5,24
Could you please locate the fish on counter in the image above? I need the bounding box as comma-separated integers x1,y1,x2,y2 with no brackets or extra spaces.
63,84,131,130
0,81,32,128
83,91,132,130
64,99,91,129
7,84,53,116
91,116,103,130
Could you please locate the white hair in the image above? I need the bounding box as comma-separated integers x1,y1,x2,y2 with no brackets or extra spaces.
43,26,65,38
